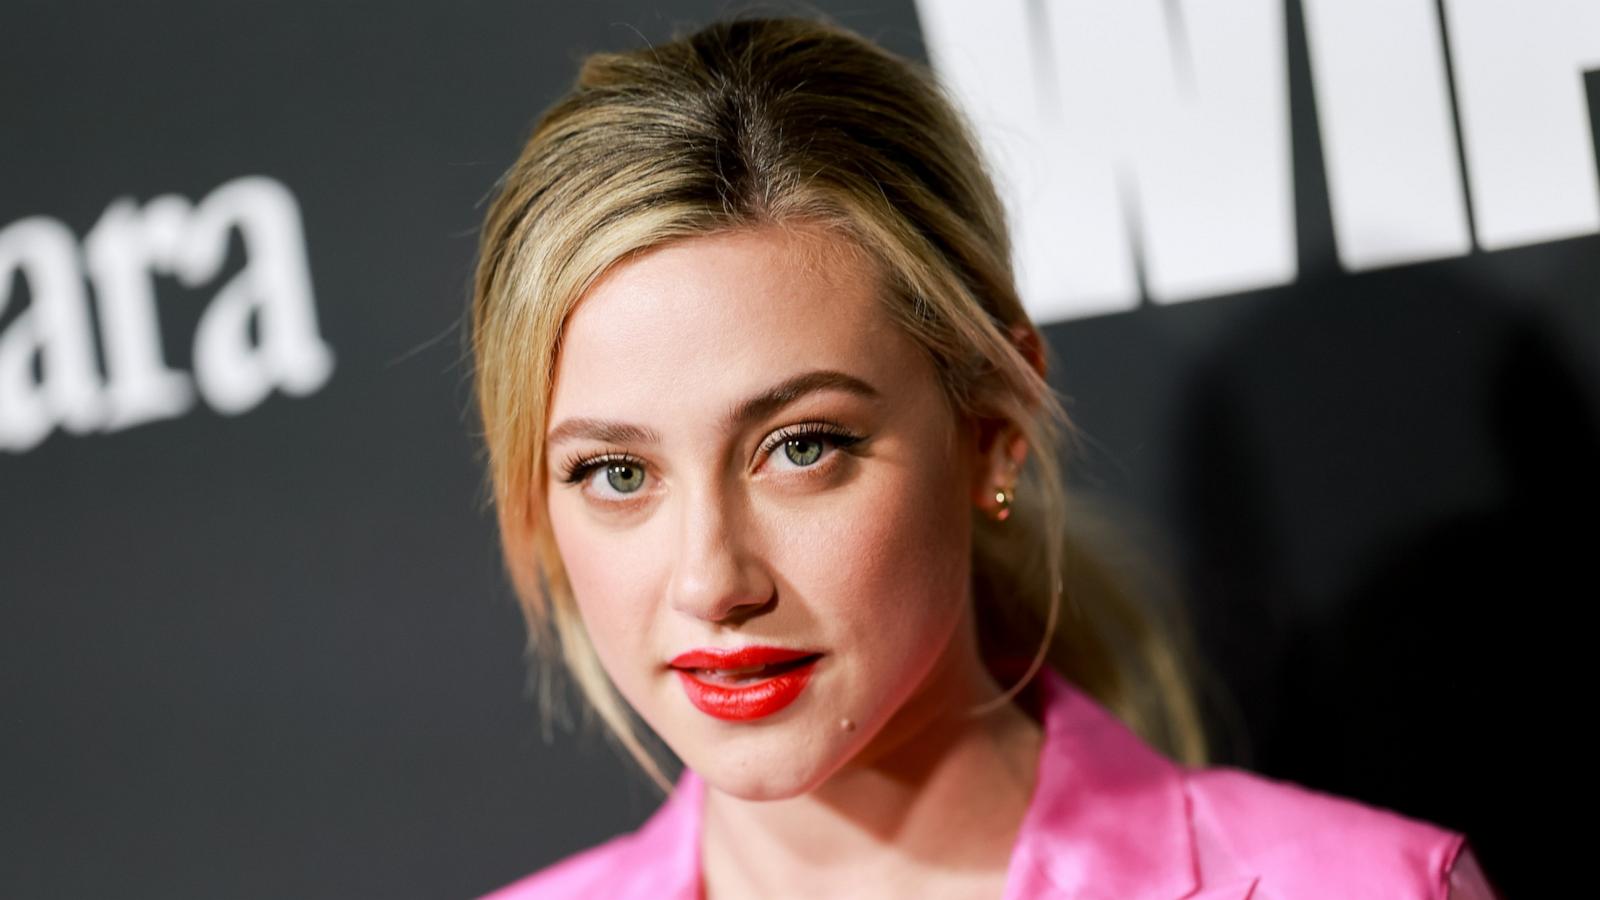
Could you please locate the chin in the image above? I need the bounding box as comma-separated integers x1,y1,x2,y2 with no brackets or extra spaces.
691,751,833,801
672,718,858,801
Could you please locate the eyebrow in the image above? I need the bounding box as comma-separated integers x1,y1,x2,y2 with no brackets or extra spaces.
545,369,882,448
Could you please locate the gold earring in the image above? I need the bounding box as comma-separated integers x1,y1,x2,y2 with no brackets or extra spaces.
993,485,1014,522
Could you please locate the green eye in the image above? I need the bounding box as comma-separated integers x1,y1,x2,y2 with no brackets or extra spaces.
605,462,645,493
783,438,824,467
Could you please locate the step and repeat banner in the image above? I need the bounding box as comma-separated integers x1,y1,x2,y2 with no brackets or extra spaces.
3,1,1593,896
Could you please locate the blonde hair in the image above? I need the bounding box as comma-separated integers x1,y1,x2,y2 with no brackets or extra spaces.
470,16,1209,785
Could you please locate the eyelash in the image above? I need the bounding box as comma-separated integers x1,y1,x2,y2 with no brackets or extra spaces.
759,421,863,461
557,421,865,491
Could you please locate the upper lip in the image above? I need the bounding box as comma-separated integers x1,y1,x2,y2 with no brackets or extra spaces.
669,646,821,670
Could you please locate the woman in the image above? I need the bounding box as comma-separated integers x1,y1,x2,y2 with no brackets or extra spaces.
470,16,1496,900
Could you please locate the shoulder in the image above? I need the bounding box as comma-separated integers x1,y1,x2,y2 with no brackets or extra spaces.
477,773,703,900
478,831,654,900
1182,765,1468,899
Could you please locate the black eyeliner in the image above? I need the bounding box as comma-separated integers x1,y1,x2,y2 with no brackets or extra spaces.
560,451,645,485
758,420,863,457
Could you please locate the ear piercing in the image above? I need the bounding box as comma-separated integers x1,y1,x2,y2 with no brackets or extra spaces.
987,453,1020,522
993,485,1014,522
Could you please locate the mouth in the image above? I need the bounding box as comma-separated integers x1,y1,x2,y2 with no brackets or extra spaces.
671,653,822,685
668,647,823,721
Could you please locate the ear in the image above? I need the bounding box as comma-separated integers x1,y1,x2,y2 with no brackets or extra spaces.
1008,321,1047,382
970,418,1028,517
969,323,1044,518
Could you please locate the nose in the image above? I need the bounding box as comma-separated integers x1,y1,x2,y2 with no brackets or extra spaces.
667,482,775,625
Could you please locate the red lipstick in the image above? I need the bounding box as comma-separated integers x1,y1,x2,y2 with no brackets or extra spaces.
668,646,822,721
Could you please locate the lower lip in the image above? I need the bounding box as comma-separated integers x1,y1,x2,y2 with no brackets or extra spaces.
674,658,820,721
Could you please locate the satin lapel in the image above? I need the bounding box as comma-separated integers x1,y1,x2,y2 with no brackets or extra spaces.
619,769,704,900
1003,671,1201,900
1185,878,1260,899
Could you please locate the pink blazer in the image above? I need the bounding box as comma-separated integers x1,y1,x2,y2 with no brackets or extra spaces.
483,671,1491,899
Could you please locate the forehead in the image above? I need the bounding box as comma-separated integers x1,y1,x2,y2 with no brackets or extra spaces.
549,227,923,425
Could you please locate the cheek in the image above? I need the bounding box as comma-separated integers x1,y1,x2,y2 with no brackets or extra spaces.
785,450,973,659
546,499,665,675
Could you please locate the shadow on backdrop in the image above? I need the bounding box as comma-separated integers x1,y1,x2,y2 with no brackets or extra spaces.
1172,263,1595,897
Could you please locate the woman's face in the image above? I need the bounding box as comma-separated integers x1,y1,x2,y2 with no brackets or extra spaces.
543,226,990,800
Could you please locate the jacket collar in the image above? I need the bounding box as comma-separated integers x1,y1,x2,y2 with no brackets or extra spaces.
627,764,703,900
643,670,1249,900
1002,670,1201,899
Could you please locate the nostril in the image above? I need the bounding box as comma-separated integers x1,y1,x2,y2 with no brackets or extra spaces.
713,592,777,625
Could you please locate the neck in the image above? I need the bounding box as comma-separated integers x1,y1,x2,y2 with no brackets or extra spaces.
699,623,1044,899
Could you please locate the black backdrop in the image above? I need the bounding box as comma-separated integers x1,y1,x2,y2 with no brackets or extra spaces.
3,2,1594,897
